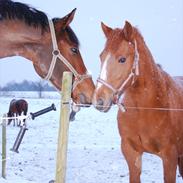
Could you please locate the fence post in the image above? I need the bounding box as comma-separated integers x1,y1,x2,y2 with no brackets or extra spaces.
55,72,72,183
2,114,7,179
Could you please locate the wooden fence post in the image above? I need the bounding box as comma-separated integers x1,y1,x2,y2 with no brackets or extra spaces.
55,72,72,183
2,114,7,179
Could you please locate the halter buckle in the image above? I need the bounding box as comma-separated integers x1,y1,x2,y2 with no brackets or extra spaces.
118,103,126,112
74,75,82,81
52,49,60,56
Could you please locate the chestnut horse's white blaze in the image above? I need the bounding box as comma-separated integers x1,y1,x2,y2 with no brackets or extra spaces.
100,53,111,80
96,53,112,90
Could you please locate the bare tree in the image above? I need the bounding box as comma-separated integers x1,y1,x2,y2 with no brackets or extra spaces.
36,79,44,98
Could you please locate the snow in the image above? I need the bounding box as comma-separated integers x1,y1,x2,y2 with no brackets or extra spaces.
0,94,182,183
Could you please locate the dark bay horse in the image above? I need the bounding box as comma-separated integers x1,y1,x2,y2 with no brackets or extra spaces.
0,0,94,105
93,21,183,182
7,99,28,126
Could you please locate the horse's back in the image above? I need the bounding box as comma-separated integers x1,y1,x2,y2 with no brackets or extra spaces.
9,99,28,114
16,99,28,114
173,76,183,88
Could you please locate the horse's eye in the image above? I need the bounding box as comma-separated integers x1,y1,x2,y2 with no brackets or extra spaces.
118,57,126,63
71,47,78,54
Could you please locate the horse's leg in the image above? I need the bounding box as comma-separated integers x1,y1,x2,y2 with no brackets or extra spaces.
7,119,11,125
178,156,183,179
23,106,28,124
13,114,16,127
17,112,22,126
161,146,177,183
7,114,11,125
15,113,19,126
121,140,142,183
7,112,11,125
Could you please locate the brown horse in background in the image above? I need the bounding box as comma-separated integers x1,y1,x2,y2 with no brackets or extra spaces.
0,0,94,105
7,99,28,126
93,21,183,182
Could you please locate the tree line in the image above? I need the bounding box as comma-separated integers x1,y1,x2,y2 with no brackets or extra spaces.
0,80,56,91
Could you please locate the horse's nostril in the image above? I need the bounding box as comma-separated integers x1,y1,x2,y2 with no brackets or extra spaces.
97,98,104,107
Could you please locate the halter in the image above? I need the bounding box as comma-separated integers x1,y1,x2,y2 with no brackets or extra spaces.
44,20,91,90
97,40,139,112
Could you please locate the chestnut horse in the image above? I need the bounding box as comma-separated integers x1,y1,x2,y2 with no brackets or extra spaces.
0,0,94,105
7,99,28,126
93,21,183,182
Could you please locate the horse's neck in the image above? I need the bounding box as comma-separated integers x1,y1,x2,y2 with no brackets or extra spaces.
126,33,165,105
0,21,47,60
137,35,158,85
0,20,65,90
0,20,55,79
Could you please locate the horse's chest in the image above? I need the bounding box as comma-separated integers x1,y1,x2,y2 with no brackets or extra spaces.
118,111,175,153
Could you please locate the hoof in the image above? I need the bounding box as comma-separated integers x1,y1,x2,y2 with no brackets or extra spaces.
69,111,76,121
48,180,55,183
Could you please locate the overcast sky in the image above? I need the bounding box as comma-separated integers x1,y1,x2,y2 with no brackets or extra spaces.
0,0,182,86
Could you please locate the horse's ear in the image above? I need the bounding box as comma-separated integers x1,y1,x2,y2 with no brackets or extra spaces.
123,21,134,41
101,22,113,38
61,8,76,29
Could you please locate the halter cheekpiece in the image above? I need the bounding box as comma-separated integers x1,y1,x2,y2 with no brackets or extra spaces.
97,40,140,112
44,20,91,90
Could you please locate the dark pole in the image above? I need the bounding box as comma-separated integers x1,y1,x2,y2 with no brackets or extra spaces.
10,125,28,153
11,103,57,153
30,103,56,120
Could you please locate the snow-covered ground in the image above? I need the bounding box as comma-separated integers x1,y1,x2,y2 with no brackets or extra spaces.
0,95,182,183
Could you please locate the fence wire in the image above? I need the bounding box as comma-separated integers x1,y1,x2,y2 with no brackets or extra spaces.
72,103,183,111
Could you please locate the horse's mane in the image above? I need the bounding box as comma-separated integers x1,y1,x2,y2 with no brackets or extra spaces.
0,0,79,46
133,27,168,79
0,0,48,30
66,26,80,46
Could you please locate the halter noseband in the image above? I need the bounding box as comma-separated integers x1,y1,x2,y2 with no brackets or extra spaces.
44,20,91,90
97,40,139,112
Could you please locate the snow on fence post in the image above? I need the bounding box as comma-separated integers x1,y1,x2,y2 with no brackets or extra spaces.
2,114,7,179
55,72,72,183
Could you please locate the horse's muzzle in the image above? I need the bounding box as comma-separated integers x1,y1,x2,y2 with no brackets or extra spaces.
93,97,112,112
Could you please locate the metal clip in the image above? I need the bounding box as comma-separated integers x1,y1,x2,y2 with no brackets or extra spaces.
118,103,126,112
